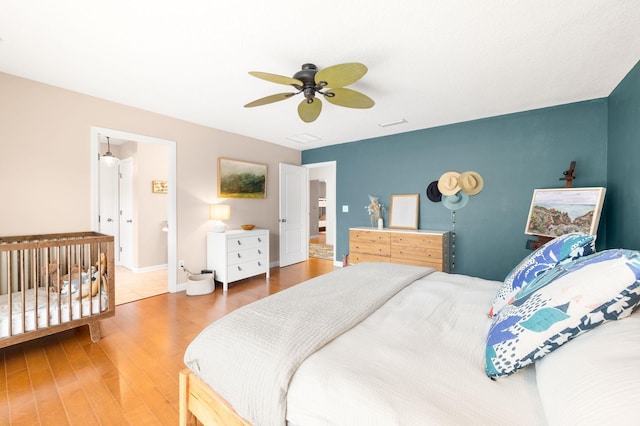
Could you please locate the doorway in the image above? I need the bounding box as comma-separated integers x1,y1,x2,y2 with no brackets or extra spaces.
90,127,178,296
305,162,336,263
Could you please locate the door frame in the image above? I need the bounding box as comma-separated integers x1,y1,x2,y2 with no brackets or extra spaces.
304,161,337,264
90,126,178,293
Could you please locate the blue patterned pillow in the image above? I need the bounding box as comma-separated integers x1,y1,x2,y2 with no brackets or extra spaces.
485,249,640,378
488,233,595,317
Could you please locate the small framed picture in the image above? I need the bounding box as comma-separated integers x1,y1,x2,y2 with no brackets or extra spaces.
389,194,419,229
152,180,168,194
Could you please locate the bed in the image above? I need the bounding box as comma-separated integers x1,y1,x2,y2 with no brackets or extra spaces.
0,232,115,348
180,233,640,425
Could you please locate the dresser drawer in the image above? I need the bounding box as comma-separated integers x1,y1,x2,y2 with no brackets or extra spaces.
390,233,442,247
227,259,268,282
350,240,390,257
391,245,442,262
228,247,267,266
350,252,390,264
391,257,445,271
226,235,267,252
350,229,390,244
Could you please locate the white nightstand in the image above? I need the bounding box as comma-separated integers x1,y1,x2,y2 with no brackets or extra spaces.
206,229,270,292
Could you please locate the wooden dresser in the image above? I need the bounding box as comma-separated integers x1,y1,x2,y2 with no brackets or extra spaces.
207,229,270,292
349,227,450,272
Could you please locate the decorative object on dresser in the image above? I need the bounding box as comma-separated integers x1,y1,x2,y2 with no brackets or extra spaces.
349,227,450,272
241,224,255,230
209,204,231,233
388,194,419,229
207,229,269,292
365,194,385,227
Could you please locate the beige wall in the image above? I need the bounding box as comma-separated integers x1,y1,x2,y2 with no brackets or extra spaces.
0,72,300,283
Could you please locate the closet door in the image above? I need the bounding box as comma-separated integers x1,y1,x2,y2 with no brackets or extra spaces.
99,160,119,253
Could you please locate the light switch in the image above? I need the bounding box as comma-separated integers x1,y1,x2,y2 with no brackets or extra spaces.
342,205,349,213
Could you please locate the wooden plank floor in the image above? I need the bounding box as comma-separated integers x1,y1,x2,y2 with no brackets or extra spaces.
0,259,335,425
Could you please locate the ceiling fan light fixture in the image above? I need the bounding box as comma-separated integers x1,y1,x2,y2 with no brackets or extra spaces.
245,62,374,123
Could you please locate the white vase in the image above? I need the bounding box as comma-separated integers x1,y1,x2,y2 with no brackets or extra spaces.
377,218,383,229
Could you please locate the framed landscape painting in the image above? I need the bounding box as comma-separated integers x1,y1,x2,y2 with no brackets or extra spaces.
218,158,267,198
524,187,606,238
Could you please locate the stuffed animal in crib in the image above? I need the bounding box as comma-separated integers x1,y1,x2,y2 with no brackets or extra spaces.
96,252,107,276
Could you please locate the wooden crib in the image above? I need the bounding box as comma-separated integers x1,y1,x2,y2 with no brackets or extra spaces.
0,232,115,348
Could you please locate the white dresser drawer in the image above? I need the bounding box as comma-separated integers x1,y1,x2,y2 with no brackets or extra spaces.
226,235,267,252
227,259,268,283
228,247,267,266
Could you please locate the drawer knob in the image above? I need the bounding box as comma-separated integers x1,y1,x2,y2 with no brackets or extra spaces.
258,237,262,242
237,266,242,271
258,261,262,266
237,240,242,245
237,253,242,258
258,249,262,254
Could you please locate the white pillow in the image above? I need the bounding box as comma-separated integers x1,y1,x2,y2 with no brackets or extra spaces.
535,310,640,425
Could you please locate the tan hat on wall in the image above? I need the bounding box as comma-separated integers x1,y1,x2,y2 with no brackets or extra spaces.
459,171,484,195
437,171,461,196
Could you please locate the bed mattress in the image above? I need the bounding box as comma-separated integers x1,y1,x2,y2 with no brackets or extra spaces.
0,287,109,338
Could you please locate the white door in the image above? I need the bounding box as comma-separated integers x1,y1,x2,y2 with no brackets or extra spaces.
99,160,119,252
279,163,308,267
119,158,134,269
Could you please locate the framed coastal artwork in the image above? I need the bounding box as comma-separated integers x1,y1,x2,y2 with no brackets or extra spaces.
524,187,606,238
218,158,267,198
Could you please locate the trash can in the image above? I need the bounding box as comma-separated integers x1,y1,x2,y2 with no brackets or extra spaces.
186,272,215,296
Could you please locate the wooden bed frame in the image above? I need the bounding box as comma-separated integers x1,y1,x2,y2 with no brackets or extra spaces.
179,368,250,426
0,232,115,348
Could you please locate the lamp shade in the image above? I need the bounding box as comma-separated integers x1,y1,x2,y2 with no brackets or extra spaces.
209,204,231,221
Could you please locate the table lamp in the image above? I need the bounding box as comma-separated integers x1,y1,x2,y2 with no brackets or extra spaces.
209,204,230,232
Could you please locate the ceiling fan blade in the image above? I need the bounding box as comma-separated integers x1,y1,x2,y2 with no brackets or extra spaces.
314,63,368,88
298,98,322,123
325,88,375,109
249,71,303,87
244,92,296,108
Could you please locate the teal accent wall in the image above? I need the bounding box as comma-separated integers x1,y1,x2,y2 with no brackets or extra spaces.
607,60,640,249
302,100,609,281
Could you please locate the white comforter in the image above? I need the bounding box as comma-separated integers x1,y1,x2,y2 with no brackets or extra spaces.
184,262,432,426
286,271,546,425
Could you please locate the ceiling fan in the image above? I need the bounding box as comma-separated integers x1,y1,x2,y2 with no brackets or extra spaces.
244,63,375,123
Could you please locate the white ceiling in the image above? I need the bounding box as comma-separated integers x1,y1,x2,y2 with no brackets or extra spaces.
1,1,640,150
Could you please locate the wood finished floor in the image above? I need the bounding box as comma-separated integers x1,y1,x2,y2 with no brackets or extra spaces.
0,258,336,425
115,266,168,306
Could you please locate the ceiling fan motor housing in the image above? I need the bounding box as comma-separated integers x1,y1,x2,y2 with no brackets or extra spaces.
294,64,321,102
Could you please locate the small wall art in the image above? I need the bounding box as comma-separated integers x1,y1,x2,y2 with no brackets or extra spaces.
152,180,168,194
218,158,267,199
